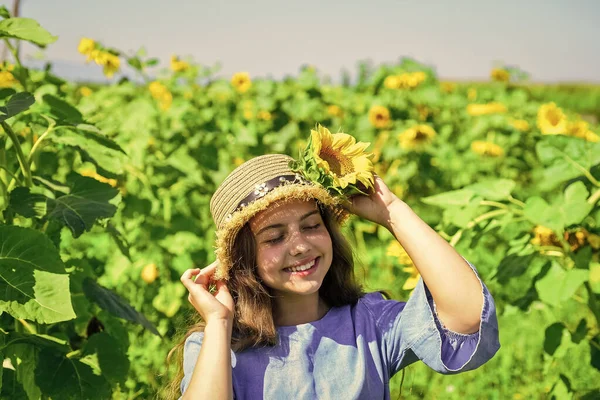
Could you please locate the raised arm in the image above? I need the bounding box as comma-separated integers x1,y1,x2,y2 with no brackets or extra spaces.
349,177,483,334
180,262,235,400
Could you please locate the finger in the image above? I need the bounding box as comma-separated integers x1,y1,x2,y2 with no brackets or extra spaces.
194,263,217,286
180,268,200,283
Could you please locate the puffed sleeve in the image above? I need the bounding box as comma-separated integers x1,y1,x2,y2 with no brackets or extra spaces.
180,331,204,396
396,260,500,374
369,260,500,376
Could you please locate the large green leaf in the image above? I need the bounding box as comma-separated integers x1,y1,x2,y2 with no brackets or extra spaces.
82,278,160,336
0,92,35,122
7,343,42,400
0,225,75,323
464,179,516,201
42,94,84,123
46,174,119,238
9,187,48,219
82,332,130,386
35,348,111,400
0,17,57,46
560,181,593,226
536,136,600,191
421,189,475,208
50,126,128,175
535,261,589,306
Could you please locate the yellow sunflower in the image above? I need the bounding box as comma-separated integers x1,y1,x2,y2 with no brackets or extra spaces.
101,53,120,78
0,71,17,88
470,140,504,157
530,225,561,247
537,103,567,135
510,119,530,132
491,68,510,82
386,241,420,291
231,72,252,93
77,37,95,55
79,86,93,97
369,105,391,128
585,131,600,142
384,75,402,89
440,82,456,93
326,104,343,118
310,125,374,190
467,102,507,116
170,55,190,72
567,120,598,141
398,124,436,150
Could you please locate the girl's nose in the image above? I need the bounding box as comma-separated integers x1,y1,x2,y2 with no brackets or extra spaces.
288,230,310,256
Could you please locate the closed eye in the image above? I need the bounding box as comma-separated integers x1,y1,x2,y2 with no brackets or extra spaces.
304,224,321,230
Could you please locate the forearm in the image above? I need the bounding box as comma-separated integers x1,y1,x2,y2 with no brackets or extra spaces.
182,319,234,400
386,200,483,334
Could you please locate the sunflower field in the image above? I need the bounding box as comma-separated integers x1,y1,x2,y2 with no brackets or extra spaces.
1,12,600,400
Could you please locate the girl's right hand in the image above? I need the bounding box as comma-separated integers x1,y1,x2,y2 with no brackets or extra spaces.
180,260,234,323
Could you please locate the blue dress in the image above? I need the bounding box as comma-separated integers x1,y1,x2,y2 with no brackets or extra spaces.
181,262,500,399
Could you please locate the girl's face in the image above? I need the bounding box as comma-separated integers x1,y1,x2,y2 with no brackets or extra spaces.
249,199,333,298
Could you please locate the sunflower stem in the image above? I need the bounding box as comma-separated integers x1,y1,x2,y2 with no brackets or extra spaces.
1,121,32,187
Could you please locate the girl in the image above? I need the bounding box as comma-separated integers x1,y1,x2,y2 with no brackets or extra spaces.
171,150,500,399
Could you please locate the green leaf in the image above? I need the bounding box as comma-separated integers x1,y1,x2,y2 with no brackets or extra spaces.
0,92,34,122
145,58,159,67
544,322,566,355
536,136,600,191
82,278,160,336
535,261,589,306
42,94,83,123
7,343,42,400
464,179,516,201
560,182,593,226
0,18,57,46
0,6,10,19
523,197,563,232
82,332,130,386
35,348,111,400
46,174,119,238
421,189,475,208
0,225,75,323
8,187,48,218
50,126,128,175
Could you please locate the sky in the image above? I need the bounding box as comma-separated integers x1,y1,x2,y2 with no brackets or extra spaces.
1,0,599,83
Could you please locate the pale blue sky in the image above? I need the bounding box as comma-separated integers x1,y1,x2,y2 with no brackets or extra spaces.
2,0,599,82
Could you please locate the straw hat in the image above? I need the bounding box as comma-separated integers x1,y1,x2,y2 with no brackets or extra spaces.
210,154,346,280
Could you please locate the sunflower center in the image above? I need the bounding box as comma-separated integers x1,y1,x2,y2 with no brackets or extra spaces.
414,129,429,142
376,113,386,121
320,150,353,176
547,110,561,126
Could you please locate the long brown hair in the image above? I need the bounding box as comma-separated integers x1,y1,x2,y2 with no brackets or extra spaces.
163,203,364,399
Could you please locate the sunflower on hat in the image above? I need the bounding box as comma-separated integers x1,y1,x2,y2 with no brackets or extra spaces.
291,124,375,198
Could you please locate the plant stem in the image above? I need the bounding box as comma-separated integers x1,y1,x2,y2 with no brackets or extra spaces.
3,40,22,69
0,165,21,185
1,121,32,187
17,318,36,334
557,148,600,187
588,188,600,205
449,209,509,247
507,195,526,208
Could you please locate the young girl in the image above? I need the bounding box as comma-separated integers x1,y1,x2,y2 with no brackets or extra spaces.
173,148,500,399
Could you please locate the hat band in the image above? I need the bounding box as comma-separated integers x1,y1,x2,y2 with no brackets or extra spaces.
233,173,311,213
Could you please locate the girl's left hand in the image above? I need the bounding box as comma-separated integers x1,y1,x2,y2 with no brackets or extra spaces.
346,175,402,229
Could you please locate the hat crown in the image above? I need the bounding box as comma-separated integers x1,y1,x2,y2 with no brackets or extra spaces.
210,154,296,229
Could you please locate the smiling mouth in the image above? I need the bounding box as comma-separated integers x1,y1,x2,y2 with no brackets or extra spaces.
284,257,319,274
